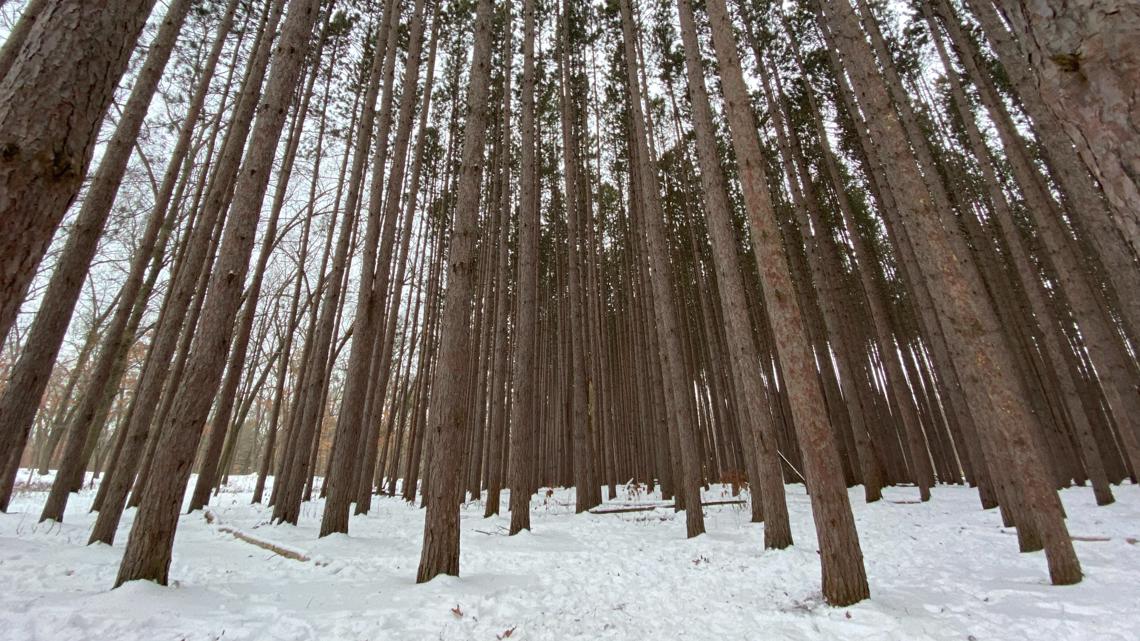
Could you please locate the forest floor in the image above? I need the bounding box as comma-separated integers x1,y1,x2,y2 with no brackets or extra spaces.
0,473,1137,641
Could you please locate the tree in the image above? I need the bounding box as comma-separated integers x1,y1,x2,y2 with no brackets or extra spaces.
699,0,868,605
993,0,1140,257
416,0,496,583
0,0,156,438
8,0,196,522
814,0,1080,586
114,0,324,587
672,0,792,548
89,0,289,546
508,0,539,536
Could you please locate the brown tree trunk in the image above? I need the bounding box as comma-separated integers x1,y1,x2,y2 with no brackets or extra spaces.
189,21,327,513
673,0,791,548
618,0,705,539
88,0,286,545
0,0,156,435
271,0,389,526
416,0,495,583
485,5,513,517
704,0,868,605
961,0,1140,341
14,0,195,522
993,0,1140,256
508,0,539,536
559,0,601,513
922,1,1115,506
816,0,1080,586
0,0,48,82
114,0,323,587
318,0,406,531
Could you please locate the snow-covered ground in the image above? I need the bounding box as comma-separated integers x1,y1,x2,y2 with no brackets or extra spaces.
1,472,1137,641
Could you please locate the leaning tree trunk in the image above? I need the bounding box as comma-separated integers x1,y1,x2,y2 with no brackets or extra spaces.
816,0,1081,587
673,0,792,548
618,0,705,539
992,0,1140,257
187,24,326,513
0,0,156,455
959,0,1140,342
708,0,869,605
114,0,323,588
0,0,48,82
920,1,1115,507
88,0,286,547
15,0,195,523
37,0,241,523
317,0,404,533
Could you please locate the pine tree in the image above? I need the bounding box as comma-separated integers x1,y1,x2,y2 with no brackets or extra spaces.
417,0,496,583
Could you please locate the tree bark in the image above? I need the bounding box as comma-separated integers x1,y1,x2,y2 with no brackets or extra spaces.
703,0,868,605
508,0,539,537
114,0,323,587
673,0,791,548
816,0,1080,586
12,0,195,522
416,0,495,583
993,0,1140,257
0,0,157,438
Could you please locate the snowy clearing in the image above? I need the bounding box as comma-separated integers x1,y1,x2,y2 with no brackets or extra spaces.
1,474,1137,641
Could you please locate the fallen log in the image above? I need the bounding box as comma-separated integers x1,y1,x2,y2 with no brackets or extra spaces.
203,509,311,562
999,529,1138,546
588,499,746,515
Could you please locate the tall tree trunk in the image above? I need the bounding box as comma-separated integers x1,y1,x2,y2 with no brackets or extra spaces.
0,0,157,345
559,0,601,513
352,0,435,515
706,0,869,605
88,0,286,546
993,0,1140,256
484,5,513,517
9,0,195,521
114,0,323,587
673,0,791,548
318,0,406,531
188,22,327,513
271,0,390,526
36,0,242,522
815,0,1080,586
416,0,495,583
618,0,705,539
921,1,1115,506
508,0,539,537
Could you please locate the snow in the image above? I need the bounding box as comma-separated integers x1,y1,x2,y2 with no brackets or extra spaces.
1,473,1138,641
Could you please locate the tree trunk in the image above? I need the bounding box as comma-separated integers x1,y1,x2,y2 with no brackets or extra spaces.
673,0,791,548
88,0,286,546
416,0,495,583
993,0,1140,256
508,0,539,537
114,0,323,587
0,0,157,444
815,0,1081,586
703,0,869,605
